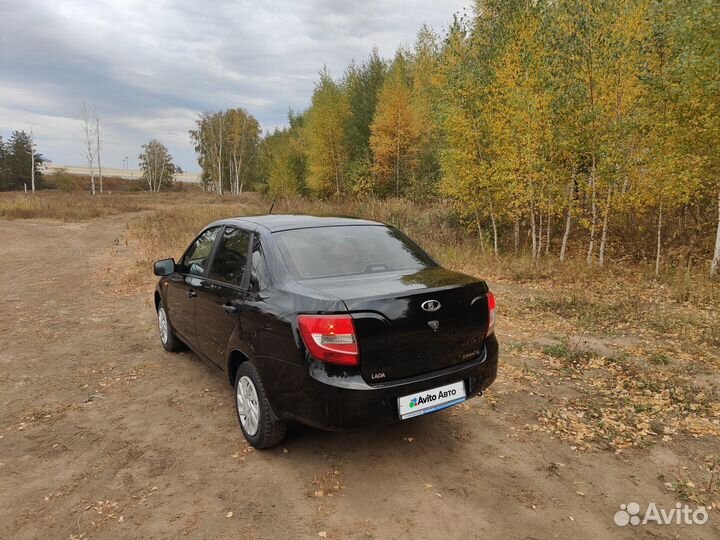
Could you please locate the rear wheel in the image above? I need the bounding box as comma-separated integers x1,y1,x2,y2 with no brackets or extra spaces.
157,304,182,352
234,362,287,449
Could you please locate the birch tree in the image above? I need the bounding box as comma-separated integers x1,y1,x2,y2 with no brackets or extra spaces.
0,137,7,190
79,102,98,195
369,57,420,197
190,112,226,193
344,48,387,192
227,108,260,195
139,139,177,192
96,118,103,194
437,12,502,254
29,129,36,193
304,69,350,196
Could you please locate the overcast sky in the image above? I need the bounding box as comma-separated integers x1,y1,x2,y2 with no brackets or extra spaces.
0,0,471,172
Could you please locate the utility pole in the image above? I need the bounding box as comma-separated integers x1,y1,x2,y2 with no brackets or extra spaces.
30,128,35,193
96,118,103,194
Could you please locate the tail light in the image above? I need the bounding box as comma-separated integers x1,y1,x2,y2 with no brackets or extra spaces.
297,314,359,366
486,291,496,336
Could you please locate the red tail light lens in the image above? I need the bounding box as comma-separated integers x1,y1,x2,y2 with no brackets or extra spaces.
486,291,496,336
297,314,359,366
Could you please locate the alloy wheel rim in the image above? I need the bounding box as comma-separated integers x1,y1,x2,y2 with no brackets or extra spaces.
158,307,168,344
236,375,260,436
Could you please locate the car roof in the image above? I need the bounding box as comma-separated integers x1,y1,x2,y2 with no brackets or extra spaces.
211,214,384,233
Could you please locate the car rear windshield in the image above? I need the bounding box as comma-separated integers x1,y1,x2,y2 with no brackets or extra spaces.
273,225,437,280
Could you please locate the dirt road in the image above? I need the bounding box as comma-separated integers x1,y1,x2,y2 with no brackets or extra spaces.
1,215,716,539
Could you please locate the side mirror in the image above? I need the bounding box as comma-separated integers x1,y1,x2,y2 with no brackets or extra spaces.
154,258,175,276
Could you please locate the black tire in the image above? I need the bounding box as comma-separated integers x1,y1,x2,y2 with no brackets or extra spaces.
234,361,287,449
157,303,183,352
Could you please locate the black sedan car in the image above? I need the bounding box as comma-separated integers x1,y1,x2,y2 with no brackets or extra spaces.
154,215,498,448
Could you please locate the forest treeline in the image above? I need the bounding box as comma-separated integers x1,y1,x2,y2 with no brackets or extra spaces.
190,0,719,277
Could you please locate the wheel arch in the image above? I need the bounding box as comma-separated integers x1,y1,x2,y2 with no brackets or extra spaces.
227,349,251,386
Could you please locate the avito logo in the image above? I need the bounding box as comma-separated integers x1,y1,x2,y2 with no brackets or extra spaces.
614,502,709,527
409,388,458,408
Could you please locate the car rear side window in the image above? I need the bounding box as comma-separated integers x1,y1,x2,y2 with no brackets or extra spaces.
182,227,219,276
249,238,271,292
273,225,436,280
208,227,251,285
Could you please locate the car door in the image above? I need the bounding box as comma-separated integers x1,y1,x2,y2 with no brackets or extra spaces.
166,226,220,347
241,234,284,361
194,226,252,366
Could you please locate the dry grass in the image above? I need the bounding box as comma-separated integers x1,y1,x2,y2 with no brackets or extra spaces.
0,192,147,221
0,190,232,222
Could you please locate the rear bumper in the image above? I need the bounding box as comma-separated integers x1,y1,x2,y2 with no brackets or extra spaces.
269,334,499,431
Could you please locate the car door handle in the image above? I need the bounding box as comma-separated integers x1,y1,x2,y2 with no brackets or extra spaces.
223,303,238,314
187,289,197,298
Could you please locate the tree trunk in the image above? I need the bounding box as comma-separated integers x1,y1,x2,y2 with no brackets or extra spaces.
545,210,551,257
655,203,663,277
229,161,234,194
157,158,166,193
90,172,96,195
599,186,612,267
30,142,35,193
475,210,486,255
560,179,573,262
586,160,597,265
514,219,520,256
530,206,537,260
330,145,341,195
96,119,103,194
395,124,400,198
711,189,720,278
537,211,544,258
490,210,498,257
560,211,571,262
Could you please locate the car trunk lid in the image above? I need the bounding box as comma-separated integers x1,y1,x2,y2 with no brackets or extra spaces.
301,267,491,383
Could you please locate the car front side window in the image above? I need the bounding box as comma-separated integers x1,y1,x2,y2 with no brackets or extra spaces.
182,227,220,276
208,227,251,285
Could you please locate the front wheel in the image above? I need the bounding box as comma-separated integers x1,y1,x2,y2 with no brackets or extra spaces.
157,304,182,352
234,362,287,449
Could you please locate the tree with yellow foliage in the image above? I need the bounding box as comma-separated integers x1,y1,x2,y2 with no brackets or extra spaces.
436,11,501,254
370,56,421,197
305,70,350,196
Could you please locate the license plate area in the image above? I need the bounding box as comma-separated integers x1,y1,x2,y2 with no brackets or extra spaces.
397,380,466,420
